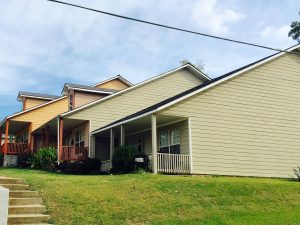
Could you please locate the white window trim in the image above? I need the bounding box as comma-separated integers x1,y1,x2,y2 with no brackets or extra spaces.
159,128,180,154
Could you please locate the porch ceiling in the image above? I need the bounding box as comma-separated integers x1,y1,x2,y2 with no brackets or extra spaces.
32,118,88,136
1,120,30,134
95,114,186,137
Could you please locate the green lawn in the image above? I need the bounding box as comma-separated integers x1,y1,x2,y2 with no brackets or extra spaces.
1,168,300,225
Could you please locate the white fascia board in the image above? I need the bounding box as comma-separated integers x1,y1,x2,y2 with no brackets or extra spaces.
93,75,134,87
0,96,67,127
61,64,208,117
91,44,300,134
69,87,114,94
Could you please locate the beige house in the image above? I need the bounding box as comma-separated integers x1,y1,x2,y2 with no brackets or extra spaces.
52,64,210,163
89,44,300,178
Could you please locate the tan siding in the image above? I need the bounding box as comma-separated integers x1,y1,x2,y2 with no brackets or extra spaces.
74,91,106,108
11,97,68,132
161,53,300,178
95,79,129,90
25,98,49,110
66,69,203,131
64,122,89,148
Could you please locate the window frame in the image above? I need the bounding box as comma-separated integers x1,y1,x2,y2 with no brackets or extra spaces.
158,128,180,154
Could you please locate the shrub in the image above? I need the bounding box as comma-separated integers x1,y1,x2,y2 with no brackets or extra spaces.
134,152,150,171
85,158,101,172
0,152,3,166
112,145,150,173
56,158,101,174
293,167,300,181
17,152,33,168
33,147,57,170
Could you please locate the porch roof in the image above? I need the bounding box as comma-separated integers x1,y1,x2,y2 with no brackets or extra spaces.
92,44,300,135
32,116,88,136
0,120,30,134
93,113,186,137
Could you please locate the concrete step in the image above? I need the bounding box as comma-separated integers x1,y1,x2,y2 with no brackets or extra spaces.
7,214,50,224
9,198,42,206
9,205,46,214
1,184,29,191
9,191,39,198
0,177,24,184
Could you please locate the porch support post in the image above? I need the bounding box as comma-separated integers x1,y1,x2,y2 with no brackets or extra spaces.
46,126,50,147
151,114,158,174
58,118,64,161
110,128,114,161
120,125,125,146
28,123,32,152
188,118,193,174
0,128,2,147
3,120,9,155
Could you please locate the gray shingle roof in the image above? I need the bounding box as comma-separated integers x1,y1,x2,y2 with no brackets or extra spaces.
65,83,118,93
18,91,60,100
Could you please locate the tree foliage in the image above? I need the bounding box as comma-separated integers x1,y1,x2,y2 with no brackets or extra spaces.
288,12,300,42
180,59,205,71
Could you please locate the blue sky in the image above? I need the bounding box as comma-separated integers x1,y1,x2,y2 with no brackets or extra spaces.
0,0,299,120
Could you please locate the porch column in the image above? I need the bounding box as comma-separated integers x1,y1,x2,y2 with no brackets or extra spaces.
0,128,2,147
45,126,50,147
151,114,158,174
58,118,64,161
110,128,114,161
28,123,32,152
3,120,9,155
120,125,125,146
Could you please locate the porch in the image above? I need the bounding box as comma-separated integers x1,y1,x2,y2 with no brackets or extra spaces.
33,117,90,161
92,113,192,174
0,120,31,156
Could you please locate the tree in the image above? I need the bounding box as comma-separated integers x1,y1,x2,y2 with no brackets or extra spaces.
288,12,300,43
180,59,205,71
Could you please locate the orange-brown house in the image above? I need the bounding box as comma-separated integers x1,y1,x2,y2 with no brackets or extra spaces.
0,75,132,166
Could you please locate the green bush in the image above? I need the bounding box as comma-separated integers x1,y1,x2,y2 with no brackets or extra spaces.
33,147,57,170
293,167,300,181
56,158,101,174
17,152,33,168
0,152,3,166
112,145,150,173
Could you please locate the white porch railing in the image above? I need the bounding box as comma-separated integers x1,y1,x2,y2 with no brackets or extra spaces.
157,153,191,174
100,160,112,172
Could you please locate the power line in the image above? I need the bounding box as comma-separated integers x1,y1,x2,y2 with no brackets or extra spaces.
46,0,299,55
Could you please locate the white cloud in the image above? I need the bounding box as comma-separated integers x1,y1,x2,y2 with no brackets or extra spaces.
191,0,246,35
261,25,290,41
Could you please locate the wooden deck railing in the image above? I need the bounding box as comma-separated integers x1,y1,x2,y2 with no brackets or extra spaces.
157,153,191,174
61,146,88,161
0,143,29,155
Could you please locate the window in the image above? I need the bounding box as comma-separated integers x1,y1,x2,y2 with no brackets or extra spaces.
159,128,180,154
69,94,74,110
75,129,84,147
16,130,28,144
127,136,144,152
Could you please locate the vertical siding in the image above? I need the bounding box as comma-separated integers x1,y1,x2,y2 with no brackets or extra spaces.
66,69,203,131
25,98,49,110
74,91,106,108
11,97,68,131
95,79,129,90
161,54,300,178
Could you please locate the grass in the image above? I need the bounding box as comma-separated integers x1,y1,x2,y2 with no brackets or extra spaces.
1,168,300,225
